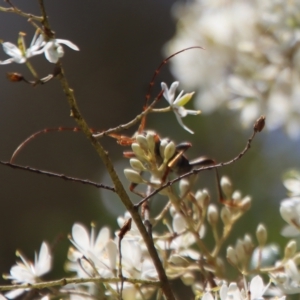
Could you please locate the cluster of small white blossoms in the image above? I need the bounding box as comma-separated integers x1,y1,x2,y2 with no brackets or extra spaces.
166,0,300,138
0,30,79,65
1,174,262,300
3,170,300,299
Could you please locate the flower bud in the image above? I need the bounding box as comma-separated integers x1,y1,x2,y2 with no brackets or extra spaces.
169,254,189,266
131,143,145,158
146,131,156,154
235,239,246,263
240,196,252,211
179,179,191,196
195,189,210,209
284,240,297,259
129,158,146,171
136,134,148,150
243,234,253,254
159,138,169,159
232,191,242,202
124,169,144,184
207,204,218,226
256,223,267,247
6,72,24,82
220,207,232,226
181,272,195,286
226,246,238,265
164,141,176,161
221,176,233,198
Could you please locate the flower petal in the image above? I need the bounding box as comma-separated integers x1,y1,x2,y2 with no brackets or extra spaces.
55,39,80,51
72,223,90,254
174,110,194,134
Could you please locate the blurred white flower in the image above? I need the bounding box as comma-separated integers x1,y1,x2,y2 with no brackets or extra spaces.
166,0,300,138
4,242,51,299
271,259,300,294
218,276,271,300
0,31,44,64
283,170,300,197
161,81,200,134
280,197,300,237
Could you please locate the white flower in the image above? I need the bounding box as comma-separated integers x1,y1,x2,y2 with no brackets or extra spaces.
0,32,79,65
0,31,44,64
283,170,300,197
280,197,300,237
161,81,200,134
271,259,300,294
67,223,117,278
250,275,269,300
4,242,51,299
39,38,79,63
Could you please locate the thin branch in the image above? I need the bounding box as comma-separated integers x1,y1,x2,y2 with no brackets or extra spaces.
0,276,160,292
0,161,115,192
57,66,175,299
0,4,42,21
135,116,265,209
93,91,163,138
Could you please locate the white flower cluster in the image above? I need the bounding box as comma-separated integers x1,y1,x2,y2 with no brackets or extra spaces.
166,0,300,138
4,169,300,299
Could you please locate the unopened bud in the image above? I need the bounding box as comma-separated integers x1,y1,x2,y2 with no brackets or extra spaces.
164,141,176,161
181,272,195,286
284,240,297,259
179,179,191,196
243,234,253,254
6,72,24,82
240,196,252,211
256,224,267,246
146,131,156,154
221,207,232,226
159,138,169,159
169,205,176,217
169,254,189,267
227,246,238,265
136,134,148,150
195,189,210,209
232,191,242,202
207,204,218,226
129,158,146,171
254,115,266,132
131,143,145,158
235,239,246,263
124,169,144,184
221,176,233,198
293,253,300,265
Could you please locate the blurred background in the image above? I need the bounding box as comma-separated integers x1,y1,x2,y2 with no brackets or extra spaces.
0,0,299,291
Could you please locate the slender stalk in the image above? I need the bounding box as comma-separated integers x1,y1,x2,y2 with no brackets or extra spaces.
0,276,160,292
57,66,175,300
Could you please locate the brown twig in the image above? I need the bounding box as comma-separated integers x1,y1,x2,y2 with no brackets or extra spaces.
0,160,115,192
93,91,163,139
0,2,43,21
